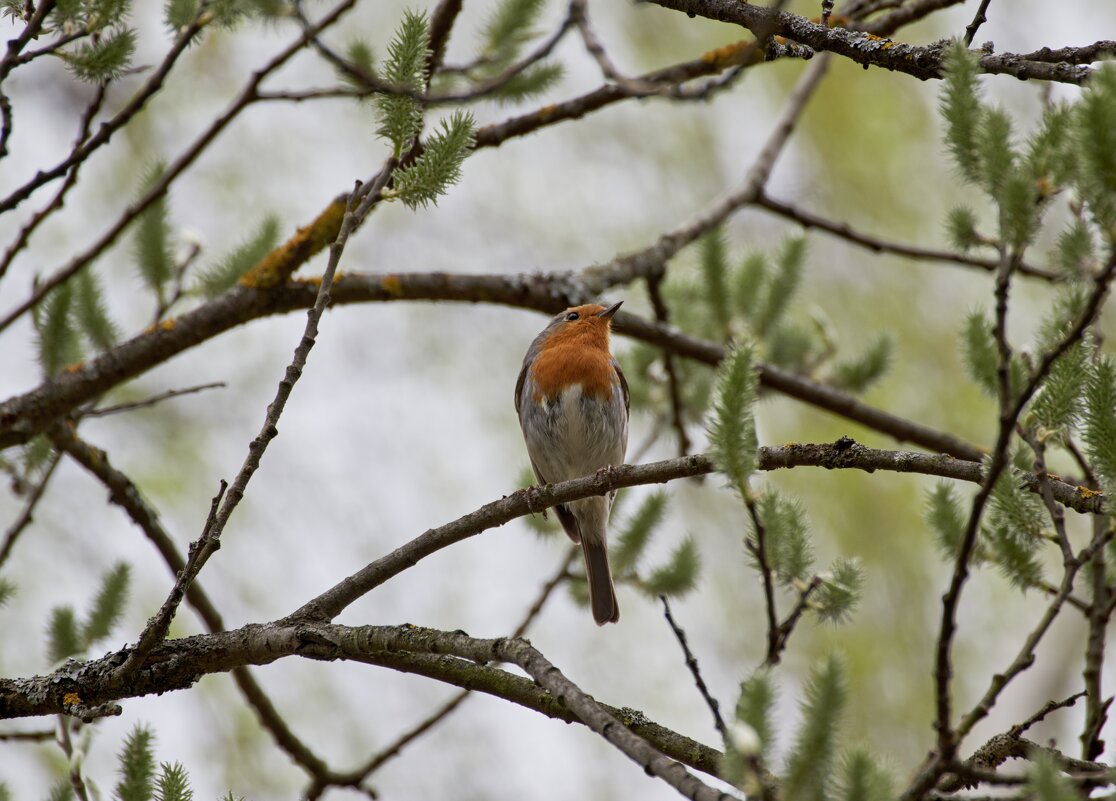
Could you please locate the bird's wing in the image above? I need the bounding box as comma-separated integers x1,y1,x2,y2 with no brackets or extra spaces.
612,357,630,415
514,358,529,417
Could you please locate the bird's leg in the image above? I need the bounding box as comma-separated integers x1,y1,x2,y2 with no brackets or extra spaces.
594,464,620,489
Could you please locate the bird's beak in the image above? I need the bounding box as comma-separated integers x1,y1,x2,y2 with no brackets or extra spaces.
596,301,623,320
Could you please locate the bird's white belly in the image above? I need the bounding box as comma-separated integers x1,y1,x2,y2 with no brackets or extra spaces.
528,384,625,483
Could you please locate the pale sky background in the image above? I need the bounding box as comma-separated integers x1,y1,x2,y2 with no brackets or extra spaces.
1,1,1115,798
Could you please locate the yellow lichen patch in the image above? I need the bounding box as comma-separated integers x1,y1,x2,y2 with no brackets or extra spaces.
159,318,175,331
537,104,558,121
1077,486,1104,499
63,361,85,374
239,197,347,290
63,692,81,706
381,274,404,298
700,41,751,68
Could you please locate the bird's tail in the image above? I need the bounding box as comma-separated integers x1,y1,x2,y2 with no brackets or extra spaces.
582,540,619,625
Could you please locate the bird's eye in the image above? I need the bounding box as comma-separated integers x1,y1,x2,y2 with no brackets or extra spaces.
565,311,580,321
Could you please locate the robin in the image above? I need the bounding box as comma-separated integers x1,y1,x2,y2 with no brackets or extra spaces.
515,301,629,625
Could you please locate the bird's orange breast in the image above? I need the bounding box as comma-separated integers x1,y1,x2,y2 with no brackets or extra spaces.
530,343,618,402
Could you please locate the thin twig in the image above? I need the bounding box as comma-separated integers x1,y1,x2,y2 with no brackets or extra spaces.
580,52,832,304
0,449,61,570
114,164,395,675
1082,514,1110,761
110,480,227,679
1019,429,1073,564
646,0,1092,84
1009,691,1086,738
770,575,823,661
940,729,1115,793
931,249,1116,770
962,0,993,47
743,495,781,666
0,90,11,160
0,10,206,215
0,0,359,336
645,273,692,457
0,728,52,741
1017,41,1116,65
754,191,1055,281
82,382,226,418
0,82,108,281
0,0,59,81
933,236,1018,764
956,529,1115,743
55,715,90,801
51,425,340,785
306,549,581,797
660,596,727,741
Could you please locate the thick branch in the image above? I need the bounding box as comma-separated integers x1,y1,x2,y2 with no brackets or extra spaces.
0,621,728,792
290,441,1102,626
643,0,1093,84
0,272,983,462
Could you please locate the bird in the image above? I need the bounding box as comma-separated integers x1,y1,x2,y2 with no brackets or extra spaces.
515,301,629,625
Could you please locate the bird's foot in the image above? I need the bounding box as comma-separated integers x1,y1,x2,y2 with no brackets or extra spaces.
525,484,549,517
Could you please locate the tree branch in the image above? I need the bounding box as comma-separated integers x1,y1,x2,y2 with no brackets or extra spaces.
0,271,985,462
49,424,351,783
288,440,1102,626
643,0,1093,84
754,191,1055,281
0,0,359,336
0,449,61,569
0,621,733,796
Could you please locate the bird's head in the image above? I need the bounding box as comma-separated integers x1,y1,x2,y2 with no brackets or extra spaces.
538,301,623,350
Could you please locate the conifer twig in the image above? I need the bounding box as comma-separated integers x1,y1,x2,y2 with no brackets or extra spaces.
0,9,208,217
931,249,1116,773
0,0,360,337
